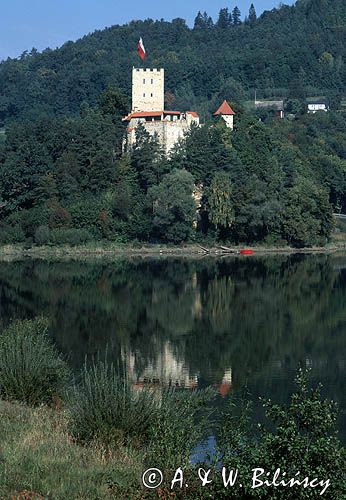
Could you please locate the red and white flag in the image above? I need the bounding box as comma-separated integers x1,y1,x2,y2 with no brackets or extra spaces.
137,37,146,61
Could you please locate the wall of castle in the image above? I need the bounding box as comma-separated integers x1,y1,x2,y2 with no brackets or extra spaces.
126,116,198,154
132,68,164,112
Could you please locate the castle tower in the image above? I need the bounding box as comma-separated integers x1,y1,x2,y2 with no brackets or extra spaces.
123,67,199,155
213,100,236,130
132,68,164,112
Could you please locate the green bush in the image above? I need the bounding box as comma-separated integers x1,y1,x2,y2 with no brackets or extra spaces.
6,207,50,239
211,369,346,499
0,318,69,406
0,224,26,244
68,360,157,445
147,387,215,469
68,199,105,238
50,228,92,245
34,224,50,245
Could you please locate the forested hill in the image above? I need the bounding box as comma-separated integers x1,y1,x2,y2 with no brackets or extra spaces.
1,0,346,125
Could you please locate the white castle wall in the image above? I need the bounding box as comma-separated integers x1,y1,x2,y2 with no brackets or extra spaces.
126,114,199,154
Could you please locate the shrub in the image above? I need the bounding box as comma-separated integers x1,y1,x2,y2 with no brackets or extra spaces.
50,228,92,246
34,225,50,245
211,369,346,499
0,224,26,244
68,360,157,445
6,207,50,239
49,206,72,228
0,317,70,406
69,199,104,238
147,387,215,469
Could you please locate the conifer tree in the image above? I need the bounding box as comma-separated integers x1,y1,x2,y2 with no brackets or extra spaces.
217,8,231,29
203,11,214,29
248,3,257,23
194,11,213,29
232,6,242,25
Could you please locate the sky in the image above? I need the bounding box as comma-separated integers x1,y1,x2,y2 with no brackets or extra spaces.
0,0,295,61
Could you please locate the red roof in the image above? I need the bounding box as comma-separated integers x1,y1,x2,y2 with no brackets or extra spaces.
213,100,236,116
123,110,199,121
123,110,182,121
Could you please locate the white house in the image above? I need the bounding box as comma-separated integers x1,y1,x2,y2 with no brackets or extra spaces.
307,101,328,114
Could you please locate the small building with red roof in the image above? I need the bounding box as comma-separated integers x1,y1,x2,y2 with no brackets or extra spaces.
213,100,236,130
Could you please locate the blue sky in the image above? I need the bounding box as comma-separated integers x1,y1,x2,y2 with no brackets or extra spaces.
0,0,295,60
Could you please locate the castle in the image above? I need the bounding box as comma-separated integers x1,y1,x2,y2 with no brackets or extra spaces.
123,68,200,154
123,68,235,154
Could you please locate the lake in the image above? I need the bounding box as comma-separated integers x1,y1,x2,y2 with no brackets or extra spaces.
0,254,345,441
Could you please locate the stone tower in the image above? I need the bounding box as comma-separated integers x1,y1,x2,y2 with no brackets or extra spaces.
132,68,164,112
213,100,236,130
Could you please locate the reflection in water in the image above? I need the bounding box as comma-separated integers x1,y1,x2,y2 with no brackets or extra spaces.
0,255,345,439
123,341,199,389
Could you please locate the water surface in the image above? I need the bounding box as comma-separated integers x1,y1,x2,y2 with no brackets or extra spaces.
0,254,345,439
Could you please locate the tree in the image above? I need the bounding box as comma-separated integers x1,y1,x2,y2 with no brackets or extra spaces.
130,124,165,193
232,6,242,25
282,177,334,247
204,11,214,29
148,169,196,243
216,8,231,29
194,11,213,29
174,124,234,185
207,172,235,232
248,3,257,23
193,11,205,29
98,86,129,119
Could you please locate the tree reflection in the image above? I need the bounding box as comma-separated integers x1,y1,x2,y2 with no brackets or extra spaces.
0,254,345,438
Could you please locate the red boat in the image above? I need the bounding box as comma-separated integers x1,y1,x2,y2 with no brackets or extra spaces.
240,249,254,255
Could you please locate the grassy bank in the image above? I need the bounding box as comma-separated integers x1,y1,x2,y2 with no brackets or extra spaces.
0,318,345,499
0,240,346,260
0,401,144,499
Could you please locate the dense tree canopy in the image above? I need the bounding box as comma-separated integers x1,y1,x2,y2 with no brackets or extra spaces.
0,0,346,125
0,0,345,247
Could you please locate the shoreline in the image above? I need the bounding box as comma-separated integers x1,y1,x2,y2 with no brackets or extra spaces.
0,242,345,260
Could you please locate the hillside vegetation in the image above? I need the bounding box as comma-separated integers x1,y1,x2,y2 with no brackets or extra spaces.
0,0,346,123
0,0,346,247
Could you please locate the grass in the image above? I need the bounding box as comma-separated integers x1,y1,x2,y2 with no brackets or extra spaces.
0,401,144,499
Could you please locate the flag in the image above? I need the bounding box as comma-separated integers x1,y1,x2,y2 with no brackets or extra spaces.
137,37,146,61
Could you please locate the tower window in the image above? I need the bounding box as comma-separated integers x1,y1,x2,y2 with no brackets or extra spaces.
151,79,154,84
143,79,146,84
151,93,153,97
143,93,146,97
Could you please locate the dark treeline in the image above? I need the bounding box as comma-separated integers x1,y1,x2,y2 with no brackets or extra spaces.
0,0,346,124
1,93,345,246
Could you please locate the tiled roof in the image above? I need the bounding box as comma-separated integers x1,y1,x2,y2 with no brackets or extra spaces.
123,110,182,121
123,110,200,121
214,100,236,116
